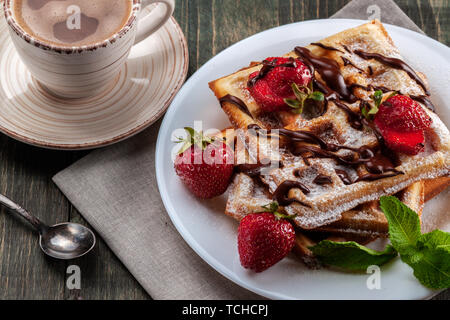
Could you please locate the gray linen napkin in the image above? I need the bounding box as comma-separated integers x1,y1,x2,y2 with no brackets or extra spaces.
332,0,423,34
53,0,430,300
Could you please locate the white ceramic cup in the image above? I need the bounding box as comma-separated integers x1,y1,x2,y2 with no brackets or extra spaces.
3,0,175,98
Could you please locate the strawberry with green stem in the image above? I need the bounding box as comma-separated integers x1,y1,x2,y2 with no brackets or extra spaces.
361,92,432,155
247,57,323,113
238,202,296,272
174,128,234,199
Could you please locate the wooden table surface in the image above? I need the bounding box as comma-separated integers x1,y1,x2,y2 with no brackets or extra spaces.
0,0,448,300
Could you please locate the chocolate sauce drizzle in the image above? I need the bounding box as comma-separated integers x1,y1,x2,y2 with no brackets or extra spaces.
295,47,357,103
313,46,432,108
410,95,436,112
355,172,403,183
249,124,402,181
237,162,278,177
341,57,365,73
332,100,364,130
349,83,371,92
272,180,310,207
353,50,430,95
311,43,344,53
329,47,434,112
244,46,405,189
313,174,333,185
372,85,391,93
294,46,373,130
310,79,363,128
335,170,353,185
342,45,352,54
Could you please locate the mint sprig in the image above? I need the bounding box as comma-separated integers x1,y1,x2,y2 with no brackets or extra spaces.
310,241,397,271
310,196,450,289
379,195,421,254
380,196,450,289
284,83,324,114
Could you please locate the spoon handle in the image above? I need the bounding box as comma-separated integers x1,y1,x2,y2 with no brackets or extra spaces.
0,193,47,234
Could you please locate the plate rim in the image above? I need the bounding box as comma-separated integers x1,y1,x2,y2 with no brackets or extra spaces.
156,18,449,300
0,16,189,150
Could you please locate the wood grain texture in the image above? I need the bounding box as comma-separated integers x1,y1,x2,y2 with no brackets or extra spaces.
0,0,448,300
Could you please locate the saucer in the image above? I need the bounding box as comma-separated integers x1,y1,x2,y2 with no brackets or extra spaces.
0,6,188,150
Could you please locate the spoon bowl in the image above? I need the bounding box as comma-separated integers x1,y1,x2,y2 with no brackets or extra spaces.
0,193,96,260
39,223,96,260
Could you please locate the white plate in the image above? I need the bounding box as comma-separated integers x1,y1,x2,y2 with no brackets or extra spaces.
156,19,450,300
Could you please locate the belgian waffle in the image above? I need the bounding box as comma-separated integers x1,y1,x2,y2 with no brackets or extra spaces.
209,20,450,230
226,172,423,237
216,128,429,238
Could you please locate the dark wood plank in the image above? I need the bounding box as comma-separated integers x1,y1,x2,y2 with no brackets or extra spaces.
212,0,280,54
396,0,449,45
0,137,73,299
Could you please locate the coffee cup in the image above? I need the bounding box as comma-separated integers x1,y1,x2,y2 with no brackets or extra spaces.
3,0,175,98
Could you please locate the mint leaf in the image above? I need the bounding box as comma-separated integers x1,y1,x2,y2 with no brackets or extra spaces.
379,196,421,255
284,98,302,112
286,83,325,115
418,230,450,252
309,241,397,271
309,196,450,288
309,91,325,102
380,196,450,289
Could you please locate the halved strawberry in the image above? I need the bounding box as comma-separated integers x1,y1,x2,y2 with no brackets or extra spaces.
247,57,312,112
373,95,431,155
376,95,432,132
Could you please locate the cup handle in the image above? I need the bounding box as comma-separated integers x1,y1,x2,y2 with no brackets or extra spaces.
134,0,175,44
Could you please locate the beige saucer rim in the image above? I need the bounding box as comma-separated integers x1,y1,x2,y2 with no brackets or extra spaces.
0,16,189,150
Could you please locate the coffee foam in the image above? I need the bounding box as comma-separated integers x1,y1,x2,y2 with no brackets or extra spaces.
14,0,133,47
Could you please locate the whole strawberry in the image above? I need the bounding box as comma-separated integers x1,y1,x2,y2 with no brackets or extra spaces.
174,128,234,199
374,94,432,156
238,202,295,272
248,57,312,113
